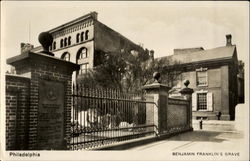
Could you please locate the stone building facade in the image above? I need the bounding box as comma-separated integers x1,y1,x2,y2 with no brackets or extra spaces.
31,12,144,82
159,35,241,120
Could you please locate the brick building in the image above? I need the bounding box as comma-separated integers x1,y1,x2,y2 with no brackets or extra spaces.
31,12,144,82
159,35,242,120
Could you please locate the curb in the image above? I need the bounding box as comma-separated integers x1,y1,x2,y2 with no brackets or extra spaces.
94,128,193,150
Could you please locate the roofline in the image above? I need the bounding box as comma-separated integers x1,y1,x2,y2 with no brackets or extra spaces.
30,46,42,52
47,12,97,33
157,45,236,62
95,21,143,51
181,56,234,66
31,20,143,53
164,56,234,70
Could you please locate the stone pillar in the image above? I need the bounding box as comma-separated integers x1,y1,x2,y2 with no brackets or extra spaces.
143,72,170,135
7,32,80,150
180,80,194,130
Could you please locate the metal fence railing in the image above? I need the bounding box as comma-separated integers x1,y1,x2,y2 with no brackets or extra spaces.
70,84,156,150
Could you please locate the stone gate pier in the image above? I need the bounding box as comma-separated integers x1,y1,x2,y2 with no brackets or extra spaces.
143,73,194,136
6,32,79,150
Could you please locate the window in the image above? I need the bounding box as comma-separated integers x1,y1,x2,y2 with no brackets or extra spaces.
64,38,68,47
60,39,64,48
76,33,80,43
68,36,71,46
77,48,88,59
85,30,89,40
53,42,56,50
81,32,84,42
197,93,207,110
192,92,213,111
49,45,52,51
196,68,208,86
61,52,70,61
80,63,89,74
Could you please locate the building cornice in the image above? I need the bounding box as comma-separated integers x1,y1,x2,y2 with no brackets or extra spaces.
48,12,97,39
48,12,96,33
165,57,234,71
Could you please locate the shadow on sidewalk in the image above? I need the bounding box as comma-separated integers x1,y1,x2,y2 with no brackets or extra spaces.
167,130,243,143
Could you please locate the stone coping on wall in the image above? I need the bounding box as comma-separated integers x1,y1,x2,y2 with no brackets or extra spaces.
143,82,171,91
7,51,80,71
168,98,189,105
5,73,31,80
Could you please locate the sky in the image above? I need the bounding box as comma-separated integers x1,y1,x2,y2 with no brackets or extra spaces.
1,1,249,65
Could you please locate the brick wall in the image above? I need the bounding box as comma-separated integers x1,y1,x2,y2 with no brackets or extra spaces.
6,74,30,150
19,60,73,150
7,52,79,150
167,98,189,129
144,83,193,135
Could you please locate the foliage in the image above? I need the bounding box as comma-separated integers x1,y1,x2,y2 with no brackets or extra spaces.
78,49,183,92
79,51,127,91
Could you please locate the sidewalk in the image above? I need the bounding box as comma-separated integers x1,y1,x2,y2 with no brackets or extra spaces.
128,120,246,152
192,119,237,131
129,130,244,151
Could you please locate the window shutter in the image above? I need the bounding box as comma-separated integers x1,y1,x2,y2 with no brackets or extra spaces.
207,92,213,111
192,93,197,111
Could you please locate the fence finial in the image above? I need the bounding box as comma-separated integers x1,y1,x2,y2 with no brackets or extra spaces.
153,72,161,83
183,80,190,88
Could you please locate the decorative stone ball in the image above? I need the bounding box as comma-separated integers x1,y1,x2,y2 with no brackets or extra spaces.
183,79,190,87
153,72,161,82
38,32,53,51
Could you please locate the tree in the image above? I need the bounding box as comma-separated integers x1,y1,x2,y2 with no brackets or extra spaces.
79,51,127,91
122,49,183,92
79,49,183,92
154,58,183,87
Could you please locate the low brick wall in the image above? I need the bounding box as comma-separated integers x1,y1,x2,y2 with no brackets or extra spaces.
167,98,189,130
144,83,193,137
6,74,30,150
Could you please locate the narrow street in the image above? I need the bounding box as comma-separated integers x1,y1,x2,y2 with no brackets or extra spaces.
129,129,245,151
129,105,248,154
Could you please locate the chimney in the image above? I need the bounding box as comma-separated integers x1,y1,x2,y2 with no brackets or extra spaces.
90,11,98,20
226,34,232,46
149,50,154,60
21,43,34,54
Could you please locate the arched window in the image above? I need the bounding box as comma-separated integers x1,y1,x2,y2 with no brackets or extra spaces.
64,38,67,47
76,33,80,43
61,52,70,61
49,45,52,51
81,32,84,42
76,47,88,60
60,39,64,48
68,36,71,46
85,30,89,40
53,42,56,50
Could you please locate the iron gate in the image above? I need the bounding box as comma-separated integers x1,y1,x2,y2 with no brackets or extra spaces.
70,84,156,150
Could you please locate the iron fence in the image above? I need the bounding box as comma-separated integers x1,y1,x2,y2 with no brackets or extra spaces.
70,84,156,150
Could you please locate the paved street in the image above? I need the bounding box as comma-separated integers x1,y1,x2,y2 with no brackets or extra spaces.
129,104,248,153
129,129,245,151
128,121,247,152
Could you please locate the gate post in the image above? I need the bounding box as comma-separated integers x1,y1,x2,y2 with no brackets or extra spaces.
180,80,194,130
143,72,170,135
7,32,80,150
